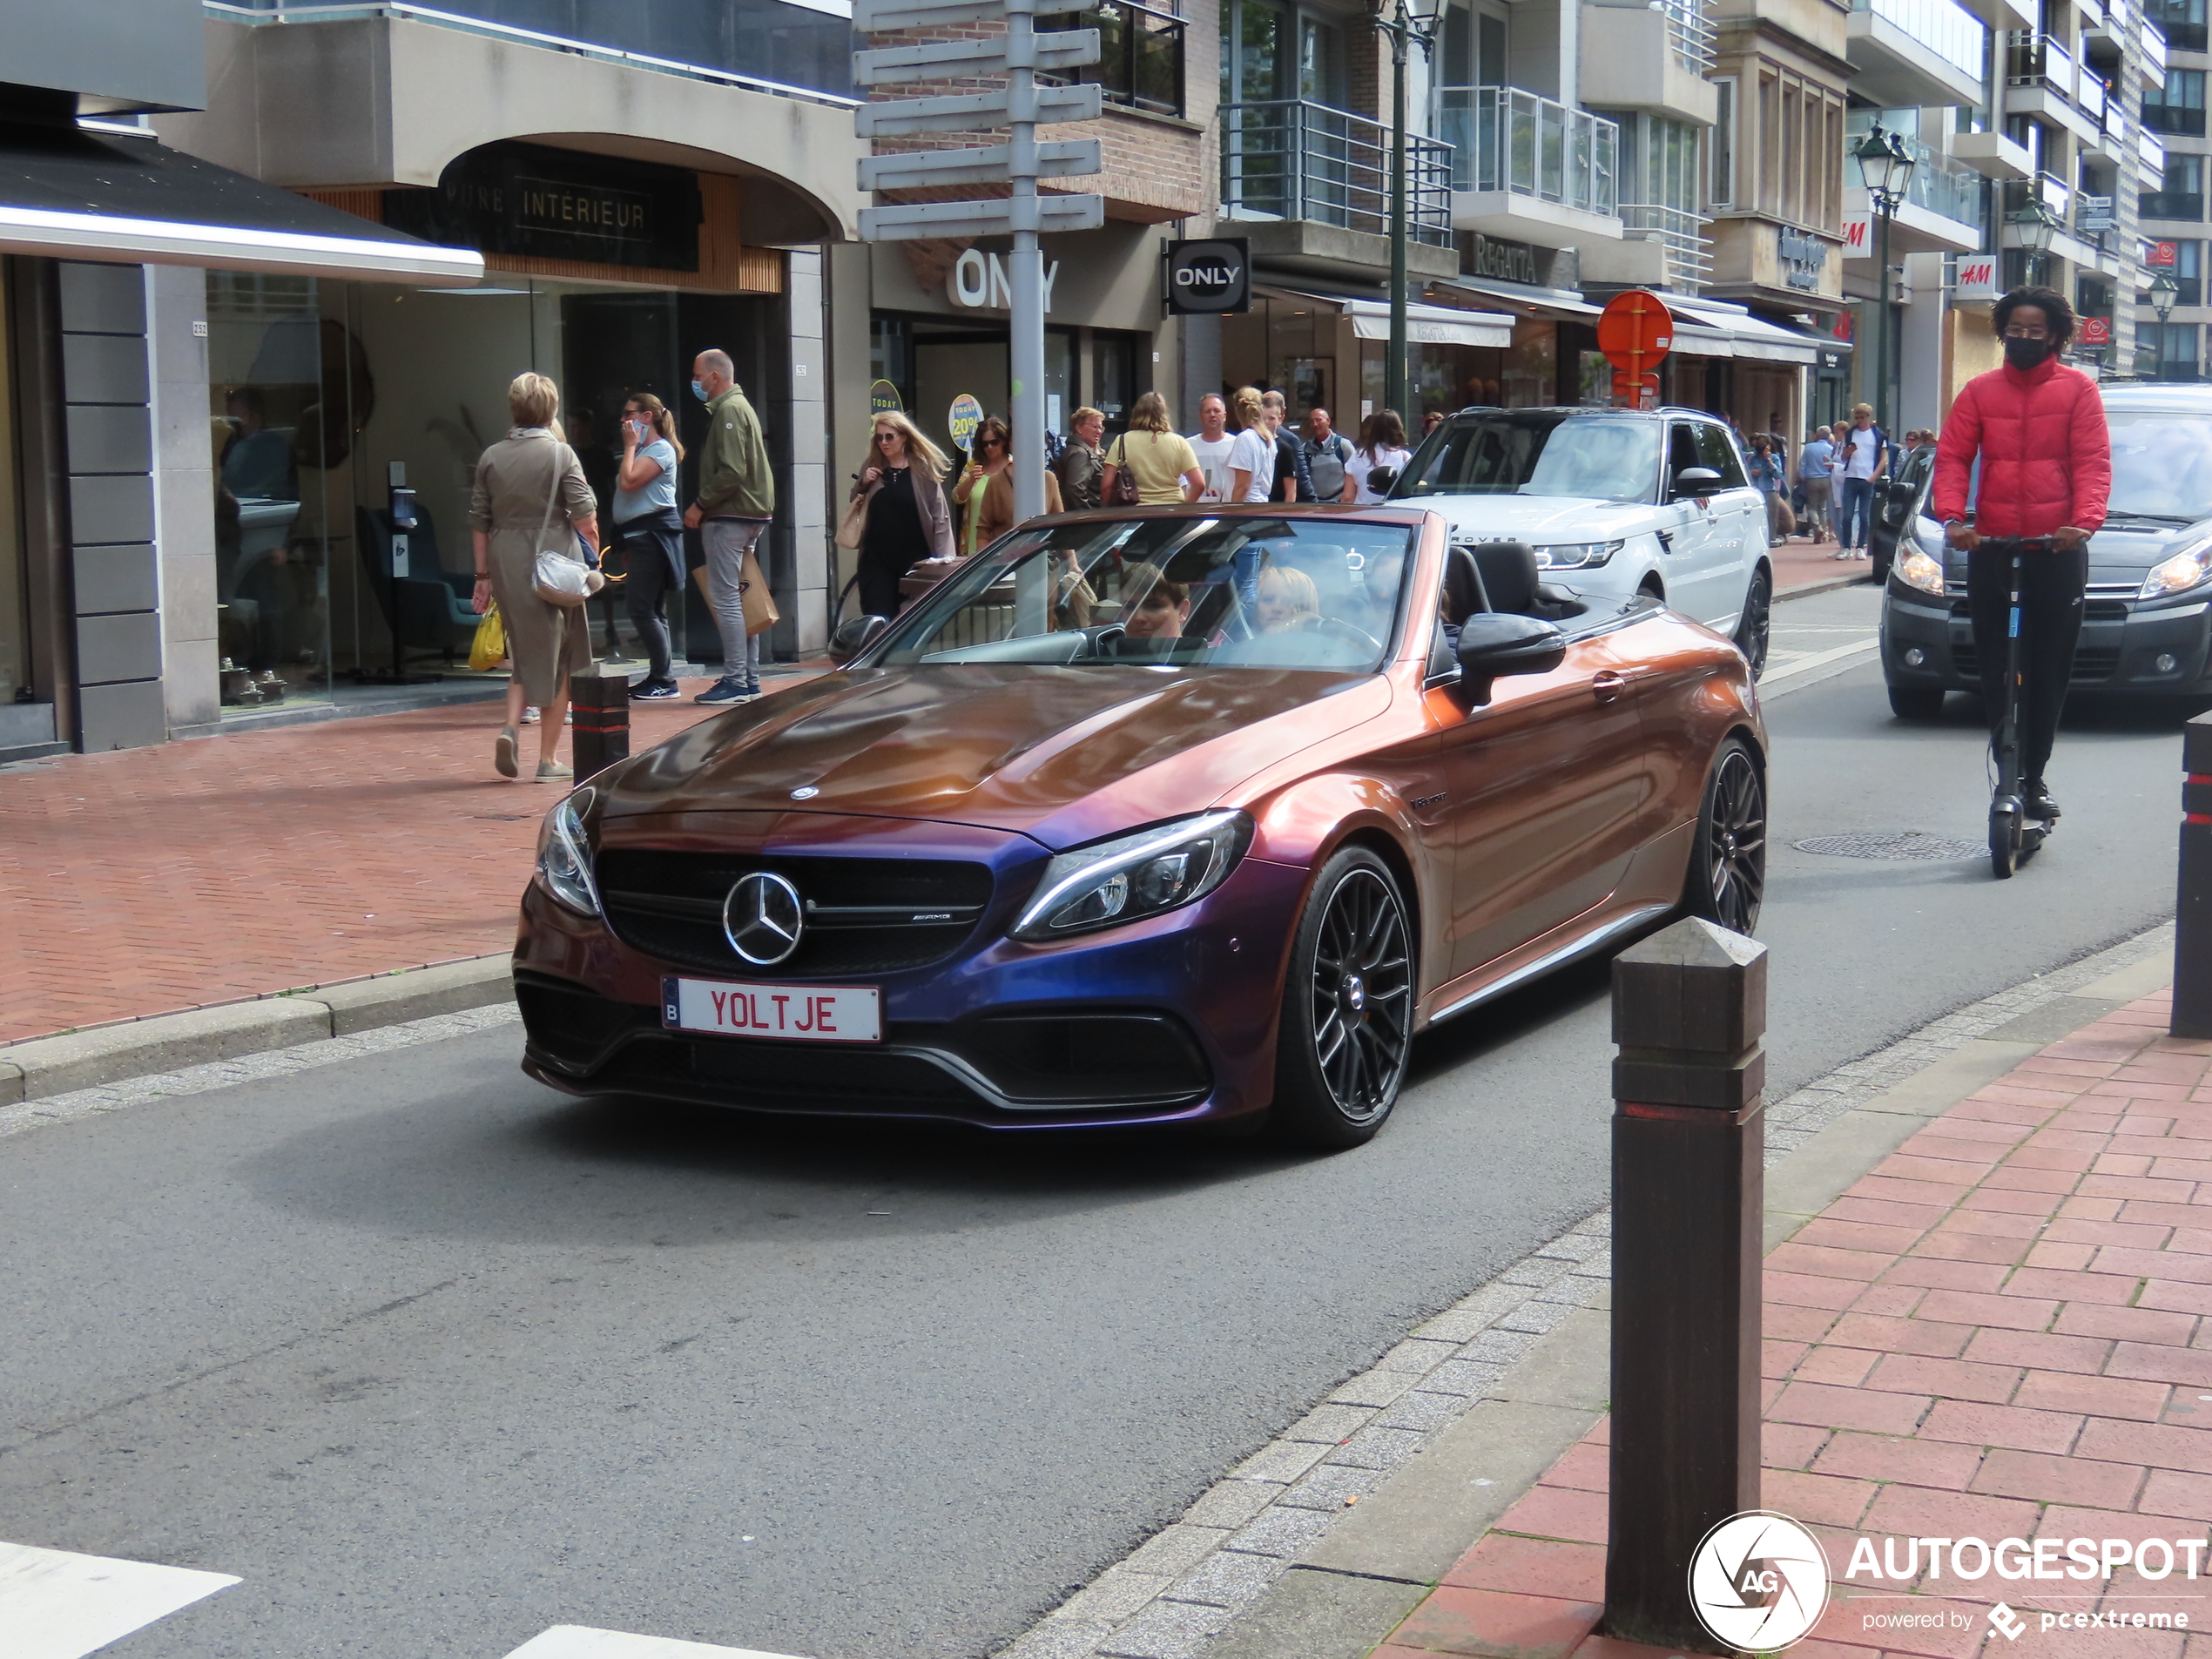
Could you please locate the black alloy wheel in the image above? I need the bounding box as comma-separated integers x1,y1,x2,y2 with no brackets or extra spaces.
1732,567,1772,680
1271,846,1415,1150
1684,738,1766,936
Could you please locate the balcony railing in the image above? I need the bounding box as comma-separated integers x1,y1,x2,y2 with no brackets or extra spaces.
1042,0,1185,116
1219,101,1453,245
2141,190,2204,218
1588,0,1716,73
1434,86,1619,219
1844,117,1986,229
2144,93,2208,135
1855,0,1990,80
1618,202,1714,290
204,0,860,105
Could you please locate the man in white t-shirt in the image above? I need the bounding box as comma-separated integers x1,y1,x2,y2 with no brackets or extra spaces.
1186,393,1237,503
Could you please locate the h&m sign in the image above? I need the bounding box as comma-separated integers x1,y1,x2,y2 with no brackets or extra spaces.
1955,255,2000,300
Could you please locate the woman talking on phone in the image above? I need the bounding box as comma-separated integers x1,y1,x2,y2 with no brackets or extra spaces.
612,392,685,700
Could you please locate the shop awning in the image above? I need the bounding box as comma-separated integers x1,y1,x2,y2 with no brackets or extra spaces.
1659,296,1824,366
1279,289,1516,349
0,120,484,285
1428,274,1605,320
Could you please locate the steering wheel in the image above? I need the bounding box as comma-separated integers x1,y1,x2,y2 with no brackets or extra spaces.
1314,616,1380,655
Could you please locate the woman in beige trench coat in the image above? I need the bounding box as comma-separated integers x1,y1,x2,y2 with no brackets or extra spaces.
470,372,600,782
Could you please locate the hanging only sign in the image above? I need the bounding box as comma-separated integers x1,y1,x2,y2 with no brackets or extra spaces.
948,394,984,452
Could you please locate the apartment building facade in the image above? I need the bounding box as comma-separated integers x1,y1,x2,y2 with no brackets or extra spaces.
2137,0,2204,376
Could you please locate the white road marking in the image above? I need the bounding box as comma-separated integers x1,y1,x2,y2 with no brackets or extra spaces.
0,1541,238,1659
502,1629,810,1659
1760,635,1878,686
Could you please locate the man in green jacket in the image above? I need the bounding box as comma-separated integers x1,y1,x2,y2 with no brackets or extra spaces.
683,347,775,703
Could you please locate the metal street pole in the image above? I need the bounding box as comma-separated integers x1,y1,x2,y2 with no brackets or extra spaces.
1388,15,1409,421
1008,0,1046,521
1874,201,1893,432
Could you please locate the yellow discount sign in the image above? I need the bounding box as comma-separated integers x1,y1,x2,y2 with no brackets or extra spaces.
948,394,983,454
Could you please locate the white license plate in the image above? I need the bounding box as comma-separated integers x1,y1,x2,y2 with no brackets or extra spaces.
662,976,882,1043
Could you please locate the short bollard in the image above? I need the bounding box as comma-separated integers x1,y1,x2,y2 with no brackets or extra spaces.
570,667,631,780
1602,917,1768,1653
2174,711,2212,1040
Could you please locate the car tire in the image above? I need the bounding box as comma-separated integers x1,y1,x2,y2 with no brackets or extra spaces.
1887,684,1946,720
1682,737,1765,936
1269,846,1416,1150
1732,566,1772,680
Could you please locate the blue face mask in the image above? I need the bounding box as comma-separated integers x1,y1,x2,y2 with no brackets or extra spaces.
691,379,708,403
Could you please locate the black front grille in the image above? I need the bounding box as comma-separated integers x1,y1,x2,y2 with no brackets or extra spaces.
516,972,658,1069
2084,599,2132,623
1952,640,2119,685
596,849,995,977
626,1030,983,1108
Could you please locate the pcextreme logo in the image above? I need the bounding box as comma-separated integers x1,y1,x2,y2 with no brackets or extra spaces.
1689,1511,2202,1650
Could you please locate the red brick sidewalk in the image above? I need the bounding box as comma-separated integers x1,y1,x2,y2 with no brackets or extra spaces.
1774,535,1875,597
1379,985,2212,1659
0,676,751,1045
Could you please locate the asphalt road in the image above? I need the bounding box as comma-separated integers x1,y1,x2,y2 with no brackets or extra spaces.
0,584,2191,1659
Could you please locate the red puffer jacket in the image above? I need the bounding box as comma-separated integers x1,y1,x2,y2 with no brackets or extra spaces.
1931,354,2110,538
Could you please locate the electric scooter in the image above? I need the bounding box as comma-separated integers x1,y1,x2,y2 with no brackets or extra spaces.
1988,536,2055,880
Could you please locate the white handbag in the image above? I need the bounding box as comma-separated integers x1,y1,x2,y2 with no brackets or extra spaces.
528,440,604,608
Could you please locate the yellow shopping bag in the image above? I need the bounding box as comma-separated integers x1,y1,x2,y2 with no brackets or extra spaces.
469,602,507,672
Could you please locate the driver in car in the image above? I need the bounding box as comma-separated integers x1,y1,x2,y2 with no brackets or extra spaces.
1121,563,1191,642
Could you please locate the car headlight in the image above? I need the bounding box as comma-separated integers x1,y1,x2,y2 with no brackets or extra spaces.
1530,540,1623,570
1011,810,1253,941
1895,547,1947,596
2142,537,2212,599
536,790,601,917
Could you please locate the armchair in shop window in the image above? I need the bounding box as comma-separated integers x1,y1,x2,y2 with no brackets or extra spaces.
354,504,480,666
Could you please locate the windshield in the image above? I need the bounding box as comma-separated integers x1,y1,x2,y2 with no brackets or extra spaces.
1393,413,1659,503
872,515,1420,672
2107,411,2212,521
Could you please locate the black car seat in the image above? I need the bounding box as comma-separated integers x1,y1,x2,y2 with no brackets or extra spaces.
1470,541,1587,624
1443,543,1487,624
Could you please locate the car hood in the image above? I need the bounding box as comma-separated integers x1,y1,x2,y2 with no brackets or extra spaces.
1401,494,1656,542
2087,517,2212,582
597,664,1391,848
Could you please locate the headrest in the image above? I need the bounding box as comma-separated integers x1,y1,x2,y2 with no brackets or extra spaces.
1471,541,1540,617
1443,544,1487,624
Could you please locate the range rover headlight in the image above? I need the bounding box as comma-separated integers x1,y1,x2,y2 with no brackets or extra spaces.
2142,536,2212,599
536,789,601,917
1011,810,1253,941
1530,540,1624,570
1895,547,1948,596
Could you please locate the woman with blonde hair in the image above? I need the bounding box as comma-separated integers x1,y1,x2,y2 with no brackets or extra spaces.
953,415,1062,555
1101,390,1205,506
848,409,955,617
612,389,687,699
1225,387,1274,504
469,370,599,780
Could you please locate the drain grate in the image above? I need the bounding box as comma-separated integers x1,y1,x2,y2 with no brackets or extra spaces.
1794,831,1986,862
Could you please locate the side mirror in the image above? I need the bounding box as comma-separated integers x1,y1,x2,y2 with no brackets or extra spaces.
829,614,890,665
1366,466,1399,494
1453,611,1567,705
1670,466,1723,500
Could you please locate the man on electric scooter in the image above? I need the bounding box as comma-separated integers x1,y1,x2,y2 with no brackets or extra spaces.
1931,286,2111,825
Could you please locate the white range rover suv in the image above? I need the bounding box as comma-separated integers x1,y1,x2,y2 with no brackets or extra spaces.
1381,406,1774,677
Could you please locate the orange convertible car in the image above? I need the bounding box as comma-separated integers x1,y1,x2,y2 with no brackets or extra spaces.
514,506,1766,1148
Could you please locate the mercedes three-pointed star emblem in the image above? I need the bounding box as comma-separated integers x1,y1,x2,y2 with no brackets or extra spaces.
722,871,805,966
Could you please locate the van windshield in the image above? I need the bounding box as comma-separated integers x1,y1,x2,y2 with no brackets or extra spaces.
1393,413,1659,503
2107,411,2212,522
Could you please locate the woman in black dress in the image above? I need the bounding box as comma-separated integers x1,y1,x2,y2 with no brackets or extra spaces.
850,411,956,617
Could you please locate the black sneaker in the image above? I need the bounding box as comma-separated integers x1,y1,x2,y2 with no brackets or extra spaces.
629,678,680,700
2025,780,2061,821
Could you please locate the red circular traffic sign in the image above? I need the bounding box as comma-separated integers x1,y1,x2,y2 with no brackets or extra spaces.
1598,289,1675,374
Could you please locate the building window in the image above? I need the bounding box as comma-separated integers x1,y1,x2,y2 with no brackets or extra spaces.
2145,68,2207,137
2147,0,2208,51
2140,320,2202,379
1710,77,1737,206
2180,239,2203,307
1050,0,1185,115
1219,0,1285,105
2144,155,2206,221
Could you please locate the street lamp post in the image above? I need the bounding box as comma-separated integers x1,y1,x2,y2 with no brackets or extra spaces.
1367,0,1440,421
1853,125,1916,432
2008,198,2058,286
2151,271,2180,381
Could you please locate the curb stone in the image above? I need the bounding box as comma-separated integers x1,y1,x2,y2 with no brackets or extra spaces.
0,954,514,1106
997,921,2178,1659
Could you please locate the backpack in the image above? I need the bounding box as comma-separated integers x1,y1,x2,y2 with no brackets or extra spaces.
1304,434,1351,502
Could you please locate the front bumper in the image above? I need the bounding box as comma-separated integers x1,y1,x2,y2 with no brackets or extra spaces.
1881,578,2212,695
511,852,1311,1130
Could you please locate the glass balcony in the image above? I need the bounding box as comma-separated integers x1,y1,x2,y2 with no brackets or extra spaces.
1221,102,1454,246
204,0,859,102
1617,202,1714,290
1434,86,1619,218
2006,30,2078,100
1852,0,1988,79
1844,114,1987,231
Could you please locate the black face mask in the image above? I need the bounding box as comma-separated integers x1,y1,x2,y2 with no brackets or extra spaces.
2004,334,2053,370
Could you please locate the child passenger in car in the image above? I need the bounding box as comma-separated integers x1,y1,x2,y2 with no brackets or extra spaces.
1255,566,1321,632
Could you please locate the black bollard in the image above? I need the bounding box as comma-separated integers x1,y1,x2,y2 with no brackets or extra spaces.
570,666,631,781
1602,917,1767,1654
2175,712,2212,1040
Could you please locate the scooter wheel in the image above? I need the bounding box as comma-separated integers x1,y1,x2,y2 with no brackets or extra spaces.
1990,804,2020,880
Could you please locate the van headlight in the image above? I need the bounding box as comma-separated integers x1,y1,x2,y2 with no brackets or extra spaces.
2142,537,2212,598
1011,811,1252,941
1895,547,1948,596
1531,540,1623,570
536,790,601,917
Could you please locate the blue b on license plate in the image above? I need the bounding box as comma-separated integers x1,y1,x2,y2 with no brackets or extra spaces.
662,977,882,1043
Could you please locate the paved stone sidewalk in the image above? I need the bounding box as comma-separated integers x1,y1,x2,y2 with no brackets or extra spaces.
0,672,773,1044
1372,983,2212,1659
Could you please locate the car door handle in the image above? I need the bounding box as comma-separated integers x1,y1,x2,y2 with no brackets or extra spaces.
1592,671,1629,704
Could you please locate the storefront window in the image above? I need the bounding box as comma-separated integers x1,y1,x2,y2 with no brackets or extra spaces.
0,264,25,716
